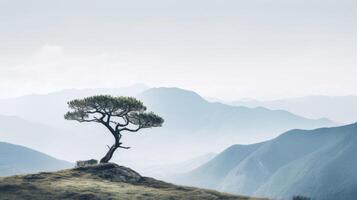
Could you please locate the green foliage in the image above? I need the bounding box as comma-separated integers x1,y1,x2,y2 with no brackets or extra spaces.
64,95,164,129
129,112,164,128
65,95,146,120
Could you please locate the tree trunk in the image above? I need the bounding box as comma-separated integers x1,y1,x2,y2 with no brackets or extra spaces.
100,131,121,164
100,143,119,163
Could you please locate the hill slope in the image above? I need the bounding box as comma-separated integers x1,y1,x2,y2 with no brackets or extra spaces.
0,163,266,200
0,141,72,176
173,143,265,189
176,123,357,200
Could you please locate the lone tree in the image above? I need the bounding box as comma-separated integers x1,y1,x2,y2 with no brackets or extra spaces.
64,95,164,163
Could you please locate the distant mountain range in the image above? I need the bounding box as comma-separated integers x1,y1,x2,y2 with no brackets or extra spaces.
0,141,72,176
0,85,336,168
231,95,357,124
0,115,104,162
0,84,148,127
175,123,357,200
138,88,336,137
0,86,337,167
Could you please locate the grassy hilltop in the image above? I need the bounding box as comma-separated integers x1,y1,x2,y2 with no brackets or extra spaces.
0,163,266,200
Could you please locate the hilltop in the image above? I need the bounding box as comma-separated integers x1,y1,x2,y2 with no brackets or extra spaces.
0,163,266,200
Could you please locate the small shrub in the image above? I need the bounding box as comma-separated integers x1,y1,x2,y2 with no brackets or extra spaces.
292,195,311,200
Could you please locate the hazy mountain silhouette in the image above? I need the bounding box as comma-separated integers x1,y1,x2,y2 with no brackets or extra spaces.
139,153,216,180
232,95,357,124
0,115,113,162
0,84,148,127
138,87,336,139
0,86,337,168
0,115,71,157
176,123,357,200
171,143,265,189
0,141,72,176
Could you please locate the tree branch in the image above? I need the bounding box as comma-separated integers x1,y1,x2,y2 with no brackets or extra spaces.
114,115,130,131
117,142,130,149
119,126,142,132
76,118,99,123
111,108,129,117
118,145,130,149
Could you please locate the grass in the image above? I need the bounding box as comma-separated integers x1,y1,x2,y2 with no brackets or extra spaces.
0,163,267,200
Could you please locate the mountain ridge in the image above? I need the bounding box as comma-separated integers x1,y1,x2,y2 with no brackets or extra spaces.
175,123,357,200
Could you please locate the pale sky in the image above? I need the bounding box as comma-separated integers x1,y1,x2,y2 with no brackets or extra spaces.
0,0,356,100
